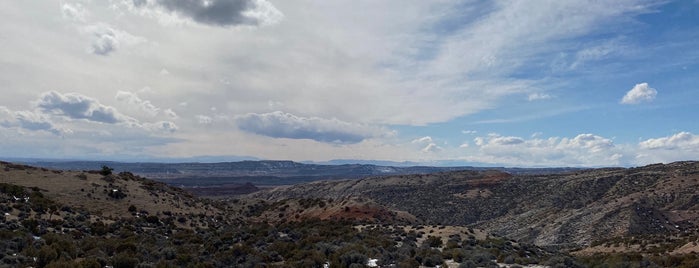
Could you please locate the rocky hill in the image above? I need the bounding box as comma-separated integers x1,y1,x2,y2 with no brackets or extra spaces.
251,161,699,251
1,161,580,267
0,162,225,220
4,160,699,267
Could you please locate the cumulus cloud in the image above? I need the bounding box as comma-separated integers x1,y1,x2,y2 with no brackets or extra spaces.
634,132,699,164
37,91,130,124
115,91,160,116
489,135,525,145
565,133,614,152
411,136,442,153
117,0,283,27
0,107,67,135
81,24,145,56
621,83,657,104
639,132,699,150
465,133,621,166
164,109,178,119
235,111,387,143
421,143,442,153
61,3,88,22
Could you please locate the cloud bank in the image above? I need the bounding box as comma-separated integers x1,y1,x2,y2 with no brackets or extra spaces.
639,132,699,150
465,133,621,166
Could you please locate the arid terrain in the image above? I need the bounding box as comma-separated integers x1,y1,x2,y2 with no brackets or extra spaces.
2,160,699,267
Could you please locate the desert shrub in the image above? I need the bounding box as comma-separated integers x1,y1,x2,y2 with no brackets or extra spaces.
459,260,477,268
546,255,587,268
36,244,59,267
90,222,109,236
337,251,368,267
108,189,127,199
116,243,138,254
100,166,114,176
398,258,420,268
45,259,77,268
145,216,160,225
112,253,139,268
422,253,444,267
467,252,495,266
425,236,443,248
0,183,25,196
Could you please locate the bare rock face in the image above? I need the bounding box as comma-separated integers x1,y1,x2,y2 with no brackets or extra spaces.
252,161,699,248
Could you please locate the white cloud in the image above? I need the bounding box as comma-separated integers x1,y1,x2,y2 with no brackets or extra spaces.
81,23,146,55
489,135,525,145
527,93,552,101
61,3,88,22
635,132,699,164
411,136,442,153
114,91,178,119
570,40,622,69
621,82,657,104
196,115,213,124
37,91,131,124
563,134,615,153
164,109,178,119
421,143,442,153
464,133,622,166
461,130,477,135
412,136,433,144
31,91,177,135
115,91,160,116
235,111,388,143
0,107,68,135
639,132,699,150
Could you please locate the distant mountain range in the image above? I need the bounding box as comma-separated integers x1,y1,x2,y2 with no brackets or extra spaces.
12,159,583,186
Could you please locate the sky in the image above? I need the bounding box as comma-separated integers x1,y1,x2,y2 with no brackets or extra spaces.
0,0,698,167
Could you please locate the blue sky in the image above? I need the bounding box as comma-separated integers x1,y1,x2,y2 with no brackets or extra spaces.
0,0,698,166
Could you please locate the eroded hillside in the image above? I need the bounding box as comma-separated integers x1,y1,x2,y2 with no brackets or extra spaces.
1,161,577,267
251,161,699,250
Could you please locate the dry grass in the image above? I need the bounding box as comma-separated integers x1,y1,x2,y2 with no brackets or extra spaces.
0,162,219,221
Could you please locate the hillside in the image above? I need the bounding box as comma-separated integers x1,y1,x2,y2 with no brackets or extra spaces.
4,160,699,267
0,162,224,220
0,161,579,267
251,161,699,251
